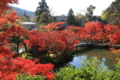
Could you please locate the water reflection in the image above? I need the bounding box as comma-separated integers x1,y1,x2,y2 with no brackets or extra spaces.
69,47,117,70
19,46,118,71
69,55,87,68
53,56,74,72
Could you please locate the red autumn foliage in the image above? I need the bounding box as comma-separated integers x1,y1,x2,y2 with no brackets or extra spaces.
76,28,91,41
104,25,120,35
25,28,80,53
84,21,104,33
0,47,54,80
0,18,7,26
4,25,27,38
24,30,66,54
109,31,120,44
5,12,20,23
75,22,105,41
42,22,65,32
0,29,54,80
76,21,120,44
2,3,120,79
2,25,28,48
2,12,27,44
0,1,54,79
66,26,83,33
0,0,18,16
0,26,54,80
0,12,20,31
92,32,108,42
59,29,80,50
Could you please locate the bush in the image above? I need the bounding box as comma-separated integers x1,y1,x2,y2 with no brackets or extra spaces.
16,74,45,80
54,58,120,80
15,58,120,80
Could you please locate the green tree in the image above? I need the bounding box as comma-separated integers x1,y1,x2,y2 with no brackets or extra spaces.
37,12,54,25
67,8,76,25
35,0,50,23
85,5,96,21
21,12,31,22
75,13,88,26
102,0,120,25
101,10,108,22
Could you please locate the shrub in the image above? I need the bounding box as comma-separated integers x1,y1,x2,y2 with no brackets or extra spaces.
54,58,120,80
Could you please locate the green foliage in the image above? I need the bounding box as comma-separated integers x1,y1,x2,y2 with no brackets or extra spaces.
54,58,120,80
67,8,76,25
109,10,120,25
20,12,31,22
9,35,27,54
38,12,54,25
16,74,45,80
2,9,15,17
35,0,50,23
75,13,84,26
54,65,81,80
75,13,88,26
39,28,47,32
21,53,33,59
15,58,120,80
35,0,55,25
9,36,23,44
85,5,96,21
101,10,108,22
102,0,120,25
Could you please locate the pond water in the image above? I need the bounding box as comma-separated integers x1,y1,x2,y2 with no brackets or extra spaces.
19,46,118,71
54,47,117,71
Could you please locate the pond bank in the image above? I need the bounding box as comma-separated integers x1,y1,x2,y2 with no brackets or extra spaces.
53,47,117,72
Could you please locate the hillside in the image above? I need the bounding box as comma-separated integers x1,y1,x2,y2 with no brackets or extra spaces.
8,5,35,18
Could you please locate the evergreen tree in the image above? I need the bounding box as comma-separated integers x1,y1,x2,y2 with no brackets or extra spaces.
67,8,76,25
85,5,96,21
102,0,120,25
35,0,50,22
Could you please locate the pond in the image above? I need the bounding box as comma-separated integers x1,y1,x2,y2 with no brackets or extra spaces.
54,47,117,71
19,46,118,71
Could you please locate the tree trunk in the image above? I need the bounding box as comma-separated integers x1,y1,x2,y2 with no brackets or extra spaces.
16,43,19,54
23,43,28,53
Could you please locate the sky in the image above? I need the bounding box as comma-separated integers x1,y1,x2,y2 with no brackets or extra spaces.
10,0,115,16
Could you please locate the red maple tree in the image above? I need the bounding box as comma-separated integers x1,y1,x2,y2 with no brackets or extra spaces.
0,0,54,80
